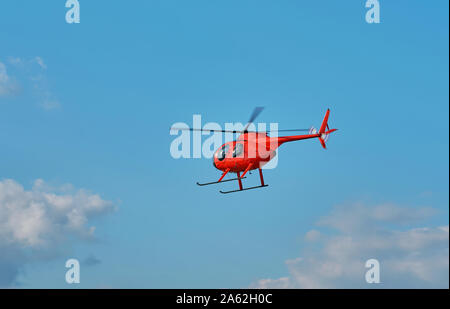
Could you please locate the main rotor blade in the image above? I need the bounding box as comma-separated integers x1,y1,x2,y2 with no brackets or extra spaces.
248,107,265,124
243,107,264,132
170,127,312,134
170,127,244,133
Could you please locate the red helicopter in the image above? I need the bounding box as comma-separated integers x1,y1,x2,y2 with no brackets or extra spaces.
173,108,337,194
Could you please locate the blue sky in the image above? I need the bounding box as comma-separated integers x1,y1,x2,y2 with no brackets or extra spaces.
0,1,448,288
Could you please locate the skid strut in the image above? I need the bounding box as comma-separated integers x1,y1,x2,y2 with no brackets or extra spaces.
198,168,243,186
219,167,268,194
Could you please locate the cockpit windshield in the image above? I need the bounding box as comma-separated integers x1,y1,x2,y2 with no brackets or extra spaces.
216,144,230,161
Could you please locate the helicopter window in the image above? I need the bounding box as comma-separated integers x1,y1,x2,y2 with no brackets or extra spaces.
217,144,229,161
232,143,244,157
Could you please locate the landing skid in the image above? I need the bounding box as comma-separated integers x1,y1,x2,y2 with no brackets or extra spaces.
196,177,246,186
220,184,268,194
197,167,267,194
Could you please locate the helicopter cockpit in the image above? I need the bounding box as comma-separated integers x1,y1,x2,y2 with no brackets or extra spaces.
216,144,230,161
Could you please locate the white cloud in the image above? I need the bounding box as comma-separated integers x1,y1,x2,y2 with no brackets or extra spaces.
7,57,23,66
317,203,436,233
304,229,321,242
250,277,291,289
0,179,115,286
82,254,102,267
0,62,19,97
39,98,61,110
251,203,449,289
1,57,59,109
34,57,47,70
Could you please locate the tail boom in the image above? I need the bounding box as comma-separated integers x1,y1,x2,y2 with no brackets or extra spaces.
275,109,337,149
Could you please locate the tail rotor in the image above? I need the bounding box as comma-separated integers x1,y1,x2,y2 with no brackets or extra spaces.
316,109,337,149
